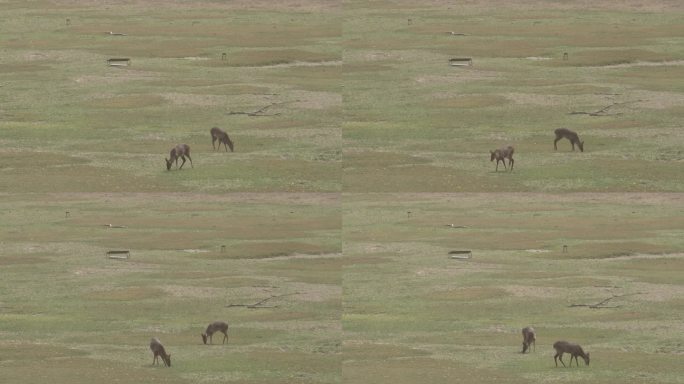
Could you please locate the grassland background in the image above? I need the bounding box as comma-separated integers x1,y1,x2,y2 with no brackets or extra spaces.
1,0,683,383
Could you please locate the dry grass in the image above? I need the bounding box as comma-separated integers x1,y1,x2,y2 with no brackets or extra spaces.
222,50,339,67
83,286,165,301
428,95,509,109
84,94,167,109
554,49,676,67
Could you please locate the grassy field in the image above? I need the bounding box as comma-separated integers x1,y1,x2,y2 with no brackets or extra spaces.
0,193,341,383
1,0,683,383
343,193,684,383
0,0,341,193
343,1,684,192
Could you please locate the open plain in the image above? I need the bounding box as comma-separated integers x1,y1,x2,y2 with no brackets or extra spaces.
1,0,683,383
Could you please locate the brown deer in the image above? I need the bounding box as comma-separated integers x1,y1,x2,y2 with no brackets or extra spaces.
201,321,229,345
554,128,584,152
490,146,515,172
553,341,590,367
521,326,536,353
165,144,193,170
149,337,171,367
210,127,234,152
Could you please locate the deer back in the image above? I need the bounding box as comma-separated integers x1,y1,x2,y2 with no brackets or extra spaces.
493,146,514,159
210,127,224,138
206,321,229,335
177,144,190,156
522,326,535,342
150,338,166,353
555,128,579,141
554,341,586,355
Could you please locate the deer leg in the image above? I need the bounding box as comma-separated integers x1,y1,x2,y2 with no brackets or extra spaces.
186,153,193,168
212,136,217,150
509,157,514,171
557,353,566,367
222,331,227,344
554,137,560,150
502,158,507,170
179,156,186,169
571,141,575,151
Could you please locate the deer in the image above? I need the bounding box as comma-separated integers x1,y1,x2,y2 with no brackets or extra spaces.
554,128,584,152
201,321,229,345
165,144,193,170
521,326,536,353
149,338,171,367
210,127,234,152
490,146,514,172
553,341,590,367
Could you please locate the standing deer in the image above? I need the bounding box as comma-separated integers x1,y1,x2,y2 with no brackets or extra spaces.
210,127,234,152
149,337,171,367
490,146,515,172
554,128,584,152
201,321,229,345
553,341,590,367
521,326,536,353
165,144,193,170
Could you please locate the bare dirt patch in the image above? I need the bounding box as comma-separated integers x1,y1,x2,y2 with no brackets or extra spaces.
161,284,226,298
159,92,226,107
291,90,342,110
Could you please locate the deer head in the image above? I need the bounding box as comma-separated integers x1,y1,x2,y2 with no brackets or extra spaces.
201,333,208,345
165,158,173,170
490,151,496,161
583,352,590,366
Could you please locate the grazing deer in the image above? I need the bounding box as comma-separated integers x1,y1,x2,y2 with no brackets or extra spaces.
149,338,171,367
490,146,515,172
521,326,536,353
165,144,193,170
210,127,234,152
553,341,590,367
201,321,229,345
554,128,584,152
